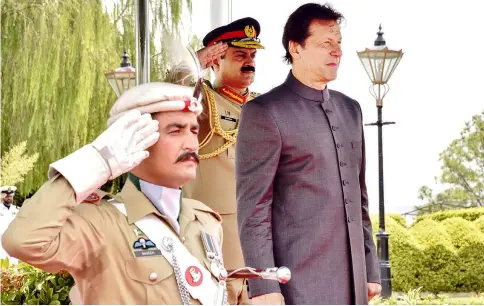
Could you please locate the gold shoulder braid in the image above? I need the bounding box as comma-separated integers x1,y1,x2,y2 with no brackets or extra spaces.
199,83,238,159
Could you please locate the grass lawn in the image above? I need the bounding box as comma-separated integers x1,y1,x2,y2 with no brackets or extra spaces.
370,291,484,305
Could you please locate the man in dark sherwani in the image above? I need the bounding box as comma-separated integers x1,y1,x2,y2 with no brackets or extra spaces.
235,3,381,305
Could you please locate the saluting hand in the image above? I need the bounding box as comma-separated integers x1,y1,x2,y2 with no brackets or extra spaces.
92,110,160,179
196,43,228,69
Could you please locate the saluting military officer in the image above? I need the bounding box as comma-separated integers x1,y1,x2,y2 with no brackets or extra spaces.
182,17,264,305
2,82,230,305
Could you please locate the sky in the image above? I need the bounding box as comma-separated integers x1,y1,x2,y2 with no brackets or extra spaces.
188,0,484,217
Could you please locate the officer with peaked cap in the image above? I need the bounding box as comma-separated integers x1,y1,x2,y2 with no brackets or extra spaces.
1,185,19,264
2,82,230,305
1,186,17,211
180,17,264,305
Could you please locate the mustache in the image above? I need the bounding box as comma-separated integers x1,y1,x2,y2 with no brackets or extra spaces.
241,65,255,73
175,152,200,164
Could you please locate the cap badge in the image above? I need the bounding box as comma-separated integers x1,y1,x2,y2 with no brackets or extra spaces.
244,25,256,38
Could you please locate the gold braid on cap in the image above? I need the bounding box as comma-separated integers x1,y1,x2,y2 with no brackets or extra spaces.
230,41,264,49
199,83,238,159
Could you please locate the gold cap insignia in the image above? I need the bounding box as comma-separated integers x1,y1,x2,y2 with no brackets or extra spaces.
244,25,256,38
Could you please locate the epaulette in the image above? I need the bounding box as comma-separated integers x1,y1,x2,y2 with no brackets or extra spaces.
183,198,222,222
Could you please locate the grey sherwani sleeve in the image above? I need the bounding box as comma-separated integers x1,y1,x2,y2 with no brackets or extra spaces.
358,104,380,284
236,101,282,297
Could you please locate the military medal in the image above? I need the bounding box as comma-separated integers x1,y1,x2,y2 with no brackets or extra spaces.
185,266,203,287
201,232,227,280
210,261,220,278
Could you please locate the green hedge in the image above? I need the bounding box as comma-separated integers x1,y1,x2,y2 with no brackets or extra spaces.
370,210,484,293
408,219,458,293
415,207,484,223
388,214,407,228
474,215,484,233
372,216,423,292
442,218,484,292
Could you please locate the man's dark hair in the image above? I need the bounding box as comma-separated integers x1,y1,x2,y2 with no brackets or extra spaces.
282,3,344,64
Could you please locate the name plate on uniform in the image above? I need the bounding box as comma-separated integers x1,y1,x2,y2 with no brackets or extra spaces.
134,249,162,257
220,115,237,122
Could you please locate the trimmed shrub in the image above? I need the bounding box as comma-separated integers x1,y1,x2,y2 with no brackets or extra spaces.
415,207,484,224
442,217,484,292
409,219,458,293
371,216,424,292
371,211,484,293
389,214,407,228
474,215,484,234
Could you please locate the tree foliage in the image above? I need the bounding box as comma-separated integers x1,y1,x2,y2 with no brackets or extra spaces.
1,0,193,195
416,110,484,214
0,141,39,186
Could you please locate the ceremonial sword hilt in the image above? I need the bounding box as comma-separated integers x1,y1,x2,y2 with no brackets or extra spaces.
226,267,291,284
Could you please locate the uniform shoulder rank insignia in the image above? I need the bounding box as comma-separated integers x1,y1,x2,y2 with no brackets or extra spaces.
83,192,100,203
133,238,156,249
250,91,261,98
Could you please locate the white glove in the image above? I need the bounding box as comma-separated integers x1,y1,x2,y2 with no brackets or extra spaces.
49,110,159,202
92,110,159,179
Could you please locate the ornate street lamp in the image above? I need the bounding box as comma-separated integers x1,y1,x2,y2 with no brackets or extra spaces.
104,49,136,97
357,25,403,298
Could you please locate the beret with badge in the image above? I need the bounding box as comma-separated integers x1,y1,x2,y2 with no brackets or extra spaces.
202,17,264,49
107,82,203,126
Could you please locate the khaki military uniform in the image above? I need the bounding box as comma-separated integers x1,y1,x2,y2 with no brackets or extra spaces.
2,174,224,305
183,81,258,305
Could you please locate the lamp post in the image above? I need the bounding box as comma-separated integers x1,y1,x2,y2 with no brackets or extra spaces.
134,0,150,85
104,50,136,97
105,0,150,97
357,25,403,298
